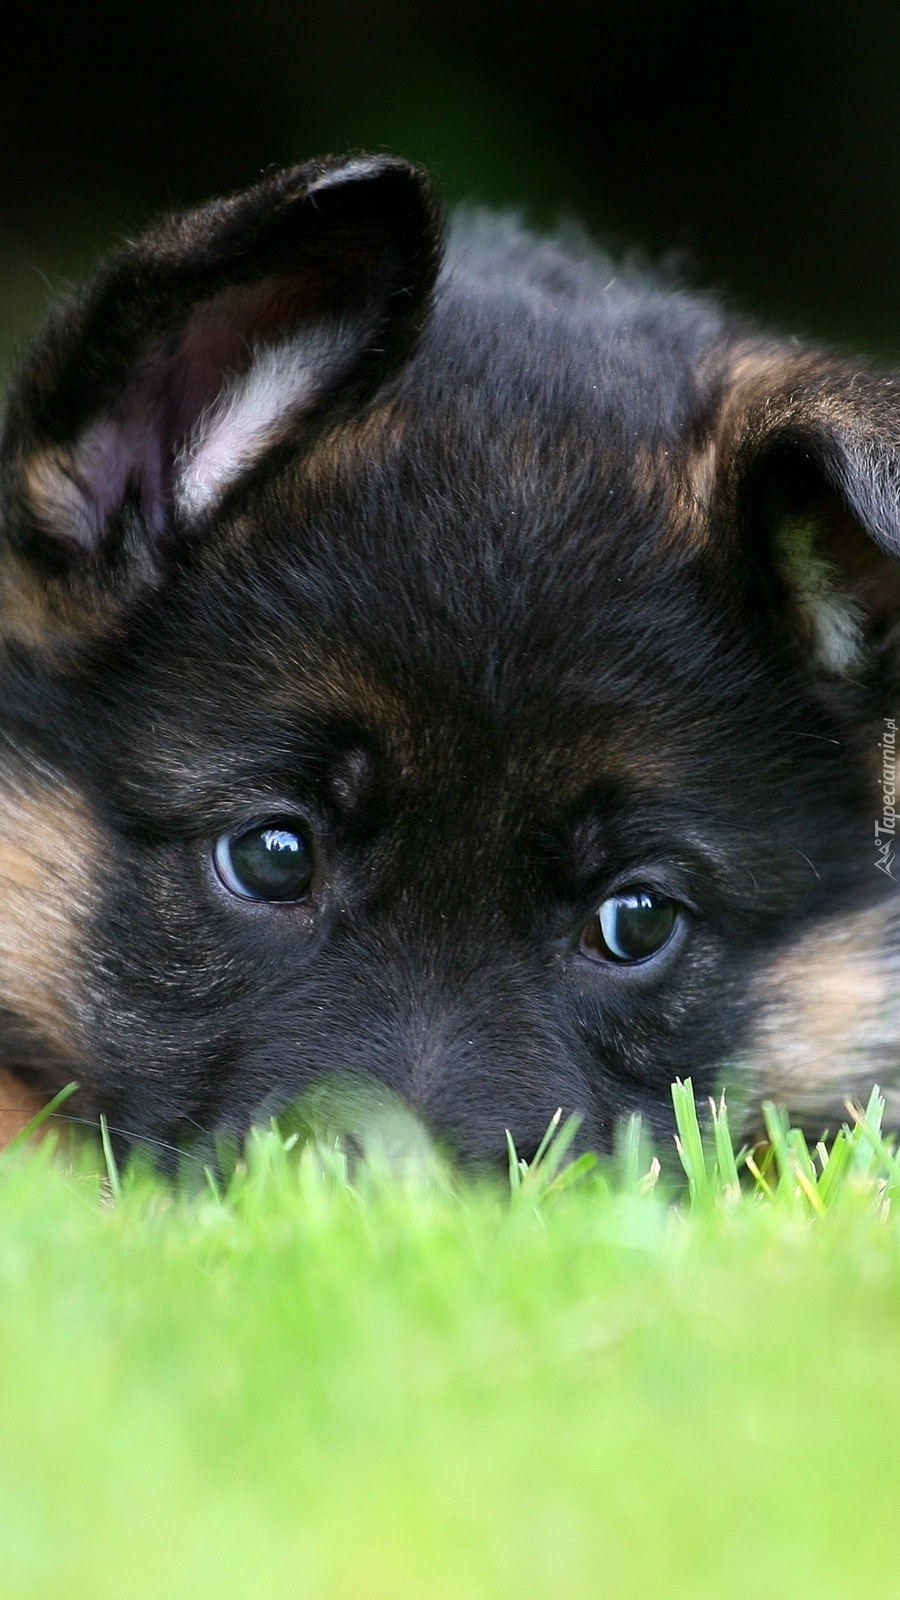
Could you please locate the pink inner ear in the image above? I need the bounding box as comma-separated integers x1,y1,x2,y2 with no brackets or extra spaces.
174,329,354,518
171,278,360,519
170,277,316,444
27,407,170,550
37,274,346,546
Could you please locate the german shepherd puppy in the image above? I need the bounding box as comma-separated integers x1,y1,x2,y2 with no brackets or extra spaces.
0,153,898,1166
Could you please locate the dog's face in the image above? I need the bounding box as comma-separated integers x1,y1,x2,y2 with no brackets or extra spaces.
0,155,898,1164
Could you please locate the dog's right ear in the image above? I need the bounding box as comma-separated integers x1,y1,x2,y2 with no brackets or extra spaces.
0,156,440,615
698,346,900,678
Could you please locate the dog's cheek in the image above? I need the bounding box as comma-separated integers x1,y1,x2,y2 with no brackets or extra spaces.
0,777,99,1139
731,898,900,1131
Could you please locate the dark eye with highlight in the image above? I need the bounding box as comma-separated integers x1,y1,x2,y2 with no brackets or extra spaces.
581,888,679,964
214,819,314,902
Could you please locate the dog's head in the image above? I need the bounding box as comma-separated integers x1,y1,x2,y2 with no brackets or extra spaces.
1,155,899,1164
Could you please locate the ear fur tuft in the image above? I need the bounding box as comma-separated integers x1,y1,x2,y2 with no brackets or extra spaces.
707,347,900,675
0,155,441,590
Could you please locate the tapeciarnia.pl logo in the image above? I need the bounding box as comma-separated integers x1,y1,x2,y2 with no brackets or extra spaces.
875,716,897,876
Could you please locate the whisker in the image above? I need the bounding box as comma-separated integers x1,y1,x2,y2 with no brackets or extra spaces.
47,1114,191,1159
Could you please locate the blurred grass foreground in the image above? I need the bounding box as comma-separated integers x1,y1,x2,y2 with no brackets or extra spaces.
2,1082,900,1598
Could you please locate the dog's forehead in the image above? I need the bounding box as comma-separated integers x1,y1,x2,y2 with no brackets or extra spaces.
223,276,728,651
215,469,722,774
279,223,729,555
406,242,723,504
122,251,754,814
137,524,742,833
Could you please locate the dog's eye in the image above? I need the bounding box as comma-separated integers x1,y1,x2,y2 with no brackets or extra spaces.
213,819,314,902
581,888,679,964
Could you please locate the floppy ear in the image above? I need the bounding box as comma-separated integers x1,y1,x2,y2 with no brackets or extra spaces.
706,347,900,676
0,155,439,600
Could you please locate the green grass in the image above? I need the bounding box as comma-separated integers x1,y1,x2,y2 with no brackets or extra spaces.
2,1083,900,1597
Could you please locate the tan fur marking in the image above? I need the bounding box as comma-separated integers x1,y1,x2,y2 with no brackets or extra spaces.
688,344,886,516
301,399,409,491
21,448,93,546
0,773,98,1058
297,657,418,770
0,562,91,653
735,898,900,1128
633,439,714,550
668,346,796,552
0,1067,52,1150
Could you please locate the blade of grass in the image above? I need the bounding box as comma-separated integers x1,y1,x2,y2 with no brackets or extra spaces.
744,1149,776,1200
520,1113,584,1196
615,1113,646,1192
844,1089,900,1195
2,1081,80,1157
530,1107,563,1170
762,1101,804,1207
709,1094,741,1197
540,1150,600,1197
505,1128,525,1192
814,1128,856,1207
671,1078,711,1206
99,1113,122,1202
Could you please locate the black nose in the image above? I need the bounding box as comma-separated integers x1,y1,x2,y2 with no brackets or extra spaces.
367,1001,602,1175
409,1070,600,1175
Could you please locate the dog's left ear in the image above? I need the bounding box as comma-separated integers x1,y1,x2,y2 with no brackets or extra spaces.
705,348,900,675
0,155,439,595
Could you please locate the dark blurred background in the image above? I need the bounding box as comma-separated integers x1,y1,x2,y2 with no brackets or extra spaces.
3,0,900,365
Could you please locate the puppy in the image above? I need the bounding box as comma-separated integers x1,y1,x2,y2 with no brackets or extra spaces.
0,153,897,1166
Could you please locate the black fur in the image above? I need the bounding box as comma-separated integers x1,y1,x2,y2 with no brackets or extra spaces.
1,155,898,1166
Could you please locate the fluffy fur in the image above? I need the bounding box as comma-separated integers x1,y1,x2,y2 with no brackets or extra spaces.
0,154,898,1166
